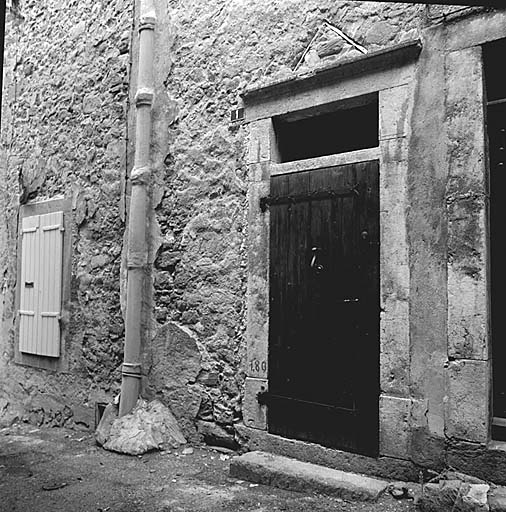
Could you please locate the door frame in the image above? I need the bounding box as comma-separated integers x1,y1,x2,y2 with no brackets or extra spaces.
241,41,419,460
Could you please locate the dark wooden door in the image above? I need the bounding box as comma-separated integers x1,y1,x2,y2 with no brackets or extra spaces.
490,102,506,436
267,160,379,456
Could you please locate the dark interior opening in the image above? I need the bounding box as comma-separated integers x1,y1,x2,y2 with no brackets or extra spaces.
273,94,379,163
484,38,506,439
484,38,506,104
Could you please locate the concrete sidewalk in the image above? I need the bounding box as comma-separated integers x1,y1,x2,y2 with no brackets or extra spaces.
0,423,417,512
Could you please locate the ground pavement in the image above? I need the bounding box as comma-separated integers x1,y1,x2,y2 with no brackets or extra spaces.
0,423,416,512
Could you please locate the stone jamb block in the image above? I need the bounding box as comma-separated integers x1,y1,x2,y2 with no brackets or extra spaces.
445,359,491,444
379,140,410,398
247,181,270,278
380,137,409,166
380,299,410,397
247,118,275,166
380,207,409,301
246,275,269,380
243,377,268,430
248,161,270,183
445,46,489,362
379,83,412,141
379,394,410,459
448,266,489,360
246,181,270,379
446,47,486,195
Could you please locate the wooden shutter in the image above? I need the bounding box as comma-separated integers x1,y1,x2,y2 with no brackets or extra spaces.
19,211,64,357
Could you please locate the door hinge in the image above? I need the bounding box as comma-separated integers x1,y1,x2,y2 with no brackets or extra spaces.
259,185,361,212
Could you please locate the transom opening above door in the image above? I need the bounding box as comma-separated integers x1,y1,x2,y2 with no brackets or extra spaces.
272,93,379,163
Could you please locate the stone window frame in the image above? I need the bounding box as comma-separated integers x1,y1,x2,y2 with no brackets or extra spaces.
241,41,421,460
14,196,72,372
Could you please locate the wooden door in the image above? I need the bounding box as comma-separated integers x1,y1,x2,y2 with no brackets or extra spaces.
490,102,506,436
266,160,379,456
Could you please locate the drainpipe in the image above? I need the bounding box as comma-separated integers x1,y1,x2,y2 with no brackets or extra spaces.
119,0,156,417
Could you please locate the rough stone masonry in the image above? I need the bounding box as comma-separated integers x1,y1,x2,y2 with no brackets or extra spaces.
0,0,427,440
2,0,505,484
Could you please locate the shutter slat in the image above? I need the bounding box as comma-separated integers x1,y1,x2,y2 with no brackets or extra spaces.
19,212,63,357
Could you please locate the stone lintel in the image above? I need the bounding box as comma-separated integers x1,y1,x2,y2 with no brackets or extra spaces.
445,10,506,52
243,60,416,123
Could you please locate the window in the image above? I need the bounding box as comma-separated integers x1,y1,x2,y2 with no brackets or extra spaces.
16,198,71,370
272,93,379,163
19,211,64,357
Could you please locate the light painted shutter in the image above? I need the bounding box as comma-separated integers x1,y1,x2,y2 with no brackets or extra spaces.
19,211,64,357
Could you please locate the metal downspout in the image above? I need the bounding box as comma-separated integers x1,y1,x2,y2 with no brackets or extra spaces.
119,0,156,417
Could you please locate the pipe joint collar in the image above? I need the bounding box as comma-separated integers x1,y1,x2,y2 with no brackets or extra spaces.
139,13,156,31
127,251,148,268
130,166,151,185
135,88,154,106
122,362,142,379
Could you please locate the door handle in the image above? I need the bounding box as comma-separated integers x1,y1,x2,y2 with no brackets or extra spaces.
310,247,324,273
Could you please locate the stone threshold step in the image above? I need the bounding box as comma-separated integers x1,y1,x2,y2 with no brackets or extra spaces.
229,450,389,501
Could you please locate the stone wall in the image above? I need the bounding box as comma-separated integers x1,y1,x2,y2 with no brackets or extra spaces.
0,0,429,440
0,0,501,468
0,0,132,429
147,0,425,443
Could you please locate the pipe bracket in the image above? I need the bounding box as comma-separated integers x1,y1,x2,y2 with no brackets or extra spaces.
122,362,142,379
130,165,151,185
135,88,154,106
